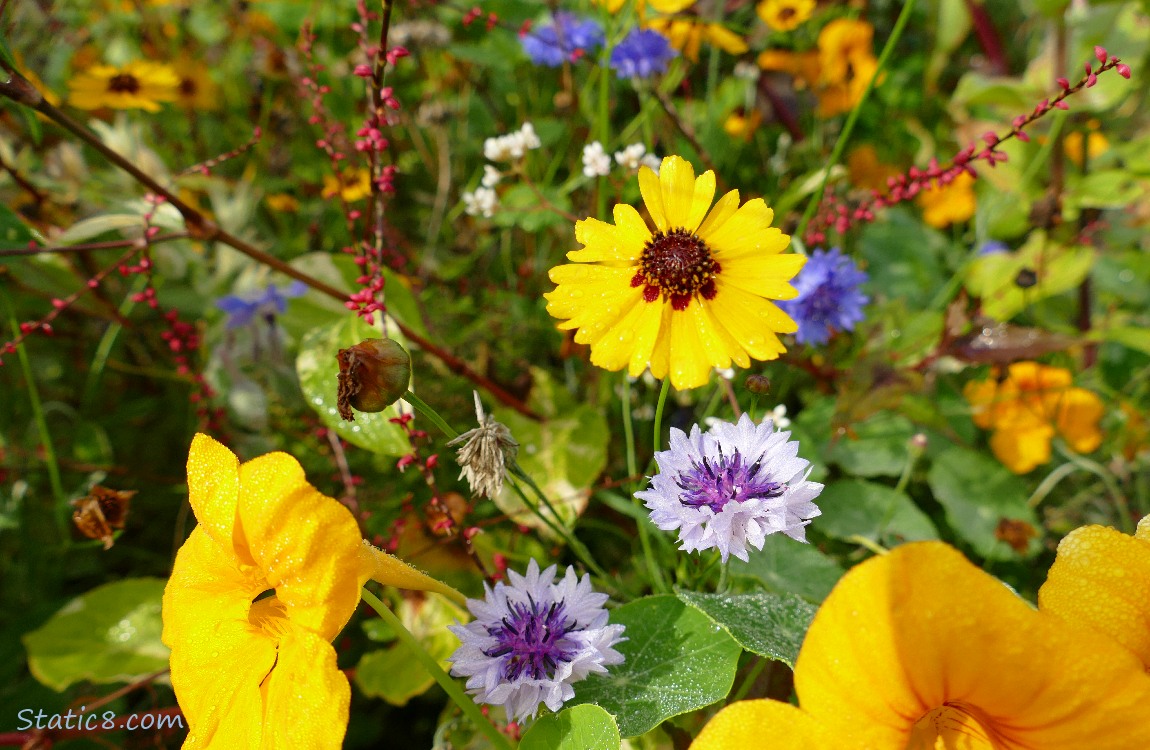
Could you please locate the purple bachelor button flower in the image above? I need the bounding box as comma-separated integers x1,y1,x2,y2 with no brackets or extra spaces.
448,560,626,724
521,13,604,67
215,280,308,329
637,413,823,563
609,28,677,79
778,247,869,346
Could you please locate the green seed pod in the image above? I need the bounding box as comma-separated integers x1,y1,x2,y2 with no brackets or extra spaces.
336,338,411,421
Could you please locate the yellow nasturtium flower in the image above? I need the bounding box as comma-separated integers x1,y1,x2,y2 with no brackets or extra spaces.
162,434,461,749
917,171,977,227
692,542,1150,750
1040,514,1150,669
965,361,1104,474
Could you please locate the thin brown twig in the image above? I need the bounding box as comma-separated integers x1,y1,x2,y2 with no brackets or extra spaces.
0,151,46,203
652,86,725,191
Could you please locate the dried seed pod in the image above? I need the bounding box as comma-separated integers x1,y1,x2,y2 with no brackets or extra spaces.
336,338,411,421
744,374,772,395
71,486,135,550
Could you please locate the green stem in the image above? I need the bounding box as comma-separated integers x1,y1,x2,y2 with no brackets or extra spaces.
1054,443,1133,532
652,378,671,455
360,589,514,750
794,0,918,243
1027,462,1079,509
729,657,769,703
623,375,664,594
4,295,66,517
403,390,458,439
81,275,147,413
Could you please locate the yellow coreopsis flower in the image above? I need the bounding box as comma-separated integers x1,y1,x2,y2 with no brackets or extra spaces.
645,17,748,62
173,60,220,111
692,542,1150,750
1040,514,1150,669
917,170,977,227
756,0,815,31
68,60,180,112
322,167,373,202
545,155,803,390
964,361,1104,474
598,0,695,14
162,434,461,749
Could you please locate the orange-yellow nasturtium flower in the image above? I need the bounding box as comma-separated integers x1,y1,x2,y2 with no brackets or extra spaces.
964,361,1104,474
691,542,1150,750
917,170,977,228
162,434,462,749
1040,514,1150,670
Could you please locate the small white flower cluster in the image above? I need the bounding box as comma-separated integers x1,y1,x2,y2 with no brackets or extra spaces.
483,122,542,162
614,142,661,173
581,141,611,178
465,123,543,218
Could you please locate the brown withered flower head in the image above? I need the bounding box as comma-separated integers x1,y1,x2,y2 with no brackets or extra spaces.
446,392,518,499
336,338,411,421
71,486,135,549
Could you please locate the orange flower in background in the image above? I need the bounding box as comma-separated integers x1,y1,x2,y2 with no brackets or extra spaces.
917,171,976,227
68,60,180,112
813,18,879,117
691,542,1150,750
322,167,373,202
757,0,815,32
847,144,899,192
964,361,1105,474
722,107,762,141
757,48,821,89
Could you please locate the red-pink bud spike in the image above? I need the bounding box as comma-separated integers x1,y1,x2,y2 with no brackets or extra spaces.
1095,45,1108,63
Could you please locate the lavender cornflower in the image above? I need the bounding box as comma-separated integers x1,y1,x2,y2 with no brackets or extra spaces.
521,13,604,67
215,280,308,329
778,247,869,345
448,560,626,724
609,28,677,79
637,413,823,562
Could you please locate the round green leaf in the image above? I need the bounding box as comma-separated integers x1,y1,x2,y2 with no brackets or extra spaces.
519,704,620,750
295,317,409,456
729,534,844,604
676,590,815,668
825,413,917,478
569,595,741,738
23,578,169,691
927,447,1040,560
816,479,938,544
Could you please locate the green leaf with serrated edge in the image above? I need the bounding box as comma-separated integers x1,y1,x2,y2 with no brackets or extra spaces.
817,479,937,544
729,534,844,604
568,595,741,738
519,704,621,750
296,317,409,457
927,447,1040,560
23,579,169,692
676,590,815,669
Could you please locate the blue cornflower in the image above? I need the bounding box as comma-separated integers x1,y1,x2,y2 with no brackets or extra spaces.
637,414,823,562
521,13,604,67
608,28,677,79
448,560,626,723
215,280,308,329
778,247,869,345
977,240,1009,256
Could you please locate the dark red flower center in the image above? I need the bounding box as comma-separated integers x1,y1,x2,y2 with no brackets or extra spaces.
108,74,141,94
631,228,720,311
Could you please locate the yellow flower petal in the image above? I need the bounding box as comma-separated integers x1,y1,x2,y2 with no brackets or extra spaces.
260,627,351,750
545,264,639,323
186,433,244,559
360,544,466,606
658,155,713,233
796,541,1150,749
963,378,999,430
1055,387,1105,453
696,189,741,237
704,24,748,55
648,0,696,13
237,451,367,639
626,299,668,377
668,307,714,389
719,252,805,300
989,423,1054,474
569,204,650,265
691,700,836,749
647,304,674,380
638,163,668,232
699,198,785,258
592,294,662,372
1040,524,1150,670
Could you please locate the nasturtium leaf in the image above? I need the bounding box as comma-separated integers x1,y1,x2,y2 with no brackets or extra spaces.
927,447,1040,560
569,595,741,738
816,479,937,544
730,534,844,604
355,595,466,707
492,367,608,534
964,231,1094,320
296,316,409,457
859,209,948,308
519,704,621,750
825,412,917,478
23,578,169,692
676,590,815,668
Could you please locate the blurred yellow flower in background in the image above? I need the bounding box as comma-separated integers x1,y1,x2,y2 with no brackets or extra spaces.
1063,122,1110,167
757,48,821,89
692,542,1150,750
811,18,879,117
598,0,695,14
723,108,762,141
173,59,220,110
546,155,802,390
847,144,898,192
964,361,1104,474
646,17,747,62
756,0,815,32
163,434,460,748
322,167,373,202
68,60,180,112
917,171,977,227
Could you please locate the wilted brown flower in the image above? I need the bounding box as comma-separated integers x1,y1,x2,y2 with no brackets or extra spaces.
71,486,135,549
336,338,411,421
446,392,518,499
